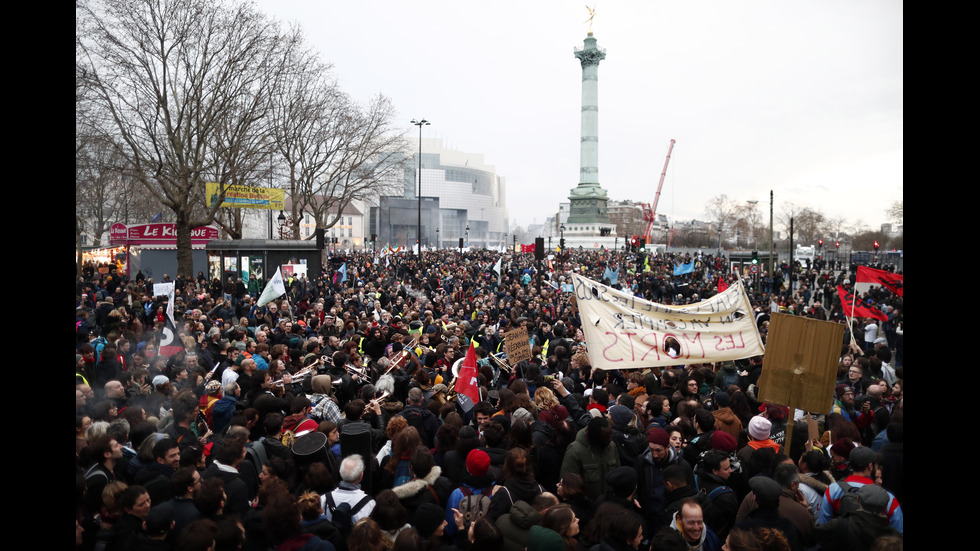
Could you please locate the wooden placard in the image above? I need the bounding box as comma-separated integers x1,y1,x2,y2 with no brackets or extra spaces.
504,326,532,364
758,313,845,415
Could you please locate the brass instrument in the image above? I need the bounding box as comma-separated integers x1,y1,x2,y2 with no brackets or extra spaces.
383,338,419,376
272,364,317,387
487,352,511,373
345,362,369,379
446,357,465,401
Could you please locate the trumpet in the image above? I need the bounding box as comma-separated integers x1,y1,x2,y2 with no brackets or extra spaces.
487,352,511,373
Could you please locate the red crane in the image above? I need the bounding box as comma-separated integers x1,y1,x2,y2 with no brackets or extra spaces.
641,139,675,243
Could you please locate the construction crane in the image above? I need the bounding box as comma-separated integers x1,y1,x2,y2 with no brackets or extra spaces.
641,139,675,243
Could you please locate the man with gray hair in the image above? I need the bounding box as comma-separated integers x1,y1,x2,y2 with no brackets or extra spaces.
322,454,375,523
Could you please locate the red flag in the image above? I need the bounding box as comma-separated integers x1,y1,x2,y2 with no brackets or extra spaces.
718,277,728,293
520,243,536,253
455,342,481,413
836,286,887,321
856,266,903,296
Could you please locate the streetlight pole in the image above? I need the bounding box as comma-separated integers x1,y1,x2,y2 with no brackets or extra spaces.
435,227,439,250
411,118,429,256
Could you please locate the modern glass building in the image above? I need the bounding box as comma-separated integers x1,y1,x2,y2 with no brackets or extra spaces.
369,138,509,249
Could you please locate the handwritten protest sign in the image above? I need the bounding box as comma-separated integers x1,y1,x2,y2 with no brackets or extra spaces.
572,273,764,370
504,326,532,364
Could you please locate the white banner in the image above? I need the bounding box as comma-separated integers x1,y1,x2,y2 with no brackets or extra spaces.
572,273,765,370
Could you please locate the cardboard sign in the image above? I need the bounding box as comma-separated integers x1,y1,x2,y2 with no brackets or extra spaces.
504,326,532,364
758,313,845,414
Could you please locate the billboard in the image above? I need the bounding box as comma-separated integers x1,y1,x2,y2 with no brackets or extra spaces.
205,183,285,210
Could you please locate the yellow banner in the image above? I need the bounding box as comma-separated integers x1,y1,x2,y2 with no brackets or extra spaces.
206,183,285,210
572,273,765,370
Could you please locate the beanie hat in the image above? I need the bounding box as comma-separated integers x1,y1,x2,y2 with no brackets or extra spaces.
835,384,852,399
466,449,491,477
647,427,670,447
605,466,637,499
713,391,731,408
748,416,772,440
152,375,170,389
513,407,533,425
608,405,633,427
710,430,738,453
832,439,855,461
205,379,222,396
526,526,565,551
413,503,445,537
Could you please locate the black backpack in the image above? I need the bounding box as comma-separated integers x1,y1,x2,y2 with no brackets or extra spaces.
835,480,864,517
324,492,373,539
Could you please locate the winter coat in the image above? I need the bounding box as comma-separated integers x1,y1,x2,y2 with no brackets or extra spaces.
560,427,620,501
712,407,743,440
497,500,543,551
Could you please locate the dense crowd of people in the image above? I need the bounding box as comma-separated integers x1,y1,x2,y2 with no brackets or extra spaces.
75,248,903,551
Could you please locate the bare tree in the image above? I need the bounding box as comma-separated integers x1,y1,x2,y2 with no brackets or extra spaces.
290,94,407,242
779,203,827,244
887,199,903,226
704,194,741,250
77,0,298,276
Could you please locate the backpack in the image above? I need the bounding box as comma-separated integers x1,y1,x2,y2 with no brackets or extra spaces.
835,480,864,517
694,474,735,502
457,486,492,530
243,440,268,475
324,492,373,539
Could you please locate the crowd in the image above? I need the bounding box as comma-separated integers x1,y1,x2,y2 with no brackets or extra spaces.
75,248,904,551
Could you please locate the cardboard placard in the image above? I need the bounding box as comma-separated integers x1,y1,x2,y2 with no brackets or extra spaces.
504,326,532,364
758,313,845,415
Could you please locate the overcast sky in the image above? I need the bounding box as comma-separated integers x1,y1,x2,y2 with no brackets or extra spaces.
254,0,903,235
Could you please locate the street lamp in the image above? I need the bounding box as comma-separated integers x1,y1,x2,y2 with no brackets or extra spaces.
277,210,287,239
411,118,430,256
513,234,517,251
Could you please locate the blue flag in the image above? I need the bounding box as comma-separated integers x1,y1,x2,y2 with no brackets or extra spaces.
673,261,694,276
603,266,620,285
339,262,348,283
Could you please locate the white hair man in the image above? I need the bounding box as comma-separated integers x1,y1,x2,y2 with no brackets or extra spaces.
321,454,375,523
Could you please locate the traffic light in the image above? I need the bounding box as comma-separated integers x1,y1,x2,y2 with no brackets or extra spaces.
818,239,823,248
751,250,759,264
835,240,840,249
559,238,565,250
638,237,646,249
873,240,880,251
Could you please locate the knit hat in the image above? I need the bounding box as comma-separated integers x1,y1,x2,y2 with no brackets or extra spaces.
608,405,633,427
513,407,534,425
605,466,637,499
835,384,853,399
152,375,170,389
466,449,491,477
526,526,565,551
710,430,738,453
849,446,876,469
205,379,222,396
647,427,670,447
747,416,772,440
713,391,730,408
831,439,855,460
413,503,445,537
857,483,889,515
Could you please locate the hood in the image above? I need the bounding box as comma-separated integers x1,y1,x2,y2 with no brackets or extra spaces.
508,500,542,529
669,513,707,546
391,466,442,499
